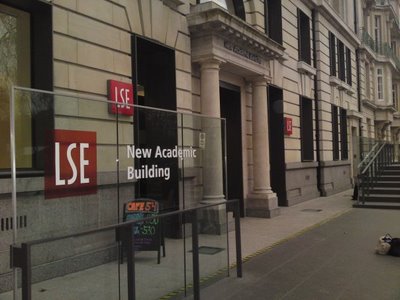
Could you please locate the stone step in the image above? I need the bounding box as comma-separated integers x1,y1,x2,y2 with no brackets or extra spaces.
381,170,400,176
373,175,400,181
353,202,400,209
374,181,400,187
367,187,400,195
362,194,400,203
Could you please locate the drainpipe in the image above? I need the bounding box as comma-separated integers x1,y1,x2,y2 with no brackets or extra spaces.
354,0,358,35
312,9,322,196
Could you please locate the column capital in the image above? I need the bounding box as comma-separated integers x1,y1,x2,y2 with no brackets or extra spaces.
199,57,225,71
248,75,271,86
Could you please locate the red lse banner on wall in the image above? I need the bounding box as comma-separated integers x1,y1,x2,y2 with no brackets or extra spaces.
284,117,293,136
107,80,134,116
45,129,97,199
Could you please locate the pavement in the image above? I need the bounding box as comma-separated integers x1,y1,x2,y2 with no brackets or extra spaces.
3,189,399,299
198,192,400,300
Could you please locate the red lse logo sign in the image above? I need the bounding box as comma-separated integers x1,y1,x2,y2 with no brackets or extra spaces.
284,117,293,135
45,130,97,199
108,80,134,116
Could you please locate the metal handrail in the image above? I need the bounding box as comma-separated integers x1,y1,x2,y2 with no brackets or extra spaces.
360,143,386,175
358,143,394,205
11,199,242,300
357,141,380,169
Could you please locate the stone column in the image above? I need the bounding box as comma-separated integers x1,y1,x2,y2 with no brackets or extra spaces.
200,59,225,203
246,77,280,218
198,59,227,234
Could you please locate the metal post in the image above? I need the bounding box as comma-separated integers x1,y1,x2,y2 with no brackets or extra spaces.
11,244,31,300
124,225,135,300
191,211,200,300
234,201,242,278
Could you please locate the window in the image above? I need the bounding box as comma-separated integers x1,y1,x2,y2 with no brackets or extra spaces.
199,0,245,20
337,40,345,81
365,62,370,99
346,47,352,85
331,0,346,21
391,40,397,56
300,97,314,161
0,1,53,171
377,68,384,100
298,9,311,64
265,0,282,44
375,15,382,50
393,84,398,109
332,105,339,161
340,108,348,160
0,5,30,169
329,32,336,76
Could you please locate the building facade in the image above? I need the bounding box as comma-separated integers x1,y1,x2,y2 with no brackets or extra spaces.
1,0,400,293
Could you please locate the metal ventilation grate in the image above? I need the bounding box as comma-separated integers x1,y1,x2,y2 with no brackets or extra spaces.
301,209,322,213
1,215,27,231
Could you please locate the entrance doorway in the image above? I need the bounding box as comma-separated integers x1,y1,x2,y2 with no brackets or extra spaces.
220,83,244,216
132,36,179,236
268,86,287,206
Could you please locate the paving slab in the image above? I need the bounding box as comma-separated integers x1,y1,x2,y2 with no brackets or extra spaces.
197,209,400,300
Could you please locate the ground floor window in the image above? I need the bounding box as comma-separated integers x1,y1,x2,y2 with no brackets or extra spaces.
300,96,314,161
340,108,348,160
0,4,31,169
332,105,339,160
0,1,53,173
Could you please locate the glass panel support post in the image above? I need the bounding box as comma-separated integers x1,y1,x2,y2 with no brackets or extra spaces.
122,225,136,300
10,243,31,300
191,210,200,300
234,201,242,278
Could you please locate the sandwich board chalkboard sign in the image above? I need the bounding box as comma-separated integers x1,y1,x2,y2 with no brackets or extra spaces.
123,199,163,262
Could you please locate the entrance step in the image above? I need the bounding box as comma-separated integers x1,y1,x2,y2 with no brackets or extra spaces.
362,194,400,202
353,202,400,209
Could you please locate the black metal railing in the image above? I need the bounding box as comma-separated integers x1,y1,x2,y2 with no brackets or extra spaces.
10,200,242,300
358,143,394,204
357,138,383,171
360,28,400,70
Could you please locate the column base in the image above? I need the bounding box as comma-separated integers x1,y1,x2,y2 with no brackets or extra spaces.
198,206,230,235
246,192,280,218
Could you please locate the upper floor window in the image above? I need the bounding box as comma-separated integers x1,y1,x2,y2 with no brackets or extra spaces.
375,15,382,48
329,32,337,76
265,0,282,44
199,0,245,20
329,31,352,85
377,68,384,100
365,62,371,99
337,40,346,81
346,47,352,86
393,84,398,109
391,40,397,56
298,9,311,65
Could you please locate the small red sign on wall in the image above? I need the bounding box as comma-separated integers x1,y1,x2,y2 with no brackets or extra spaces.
45,129,97,199
107,80,134,116
284,117,293,135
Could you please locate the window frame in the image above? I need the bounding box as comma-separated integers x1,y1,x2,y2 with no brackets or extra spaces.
298,9,311,65
377,68,384,100
346,47,352,86
329,32,337,76
332,105,340,161
337,40,346,81
340,108,348,160
300,96,314,162
0,0,53,175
